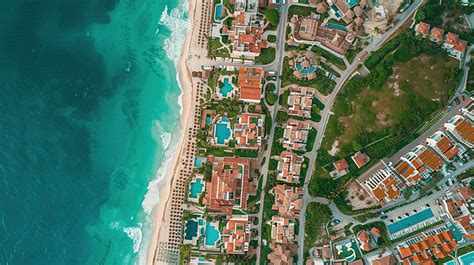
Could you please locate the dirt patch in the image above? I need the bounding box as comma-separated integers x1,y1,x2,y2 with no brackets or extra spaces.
328,140,339,156
345,181,378,210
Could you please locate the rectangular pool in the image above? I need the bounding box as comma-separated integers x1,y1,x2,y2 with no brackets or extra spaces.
387,208,434,234
214,4,223,21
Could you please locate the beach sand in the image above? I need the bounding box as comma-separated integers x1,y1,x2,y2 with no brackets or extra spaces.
146,0,200,263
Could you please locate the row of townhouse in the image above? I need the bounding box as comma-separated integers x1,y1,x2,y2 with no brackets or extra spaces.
415,21,468,60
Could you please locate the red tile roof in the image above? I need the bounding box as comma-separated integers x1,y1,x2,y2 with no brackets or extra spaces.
416,22,430,36
238,67,262,102
334,159,349,172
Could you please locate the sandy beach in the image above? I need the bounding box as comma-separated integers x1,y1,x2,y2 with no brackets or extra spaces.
146,0,198,263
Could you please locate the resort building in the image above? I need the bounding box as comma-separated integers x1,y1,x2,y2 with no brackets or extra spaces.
415,22,467,60
369,254,397,265
221,215,251,254
326,0,354,24
331,158,350,178
426,131,460,162
356,228,381,252
293,16,355,57
272,184,303,218
357,161,404,204
270,216,296,244
443,198,474,234
267,243,297,265
237,67,263,103
234,113,265,149
444,114,474,149
283,119,312,152
397,230,458,264
277,151,304,184
187,174,206,204
231,0,259,14
351,151,370,168
287,87,313,118
204,156,257,213
408,145,444,172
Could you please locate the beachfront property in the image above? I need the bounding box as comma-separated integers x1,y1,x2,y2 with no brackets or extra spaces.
183,218,204,246
272,184,303,218
276,151,304,184
351,151,370,169
357,161,404,204
267,243,298,265
292,15,355,57
233,113,265,149
212,115,233,146
356,227,381,252
397,230,458,264
415,22,468,60
426,131,462,162
237,67,263,103
331,158,350,178
444,114,474,149
221,215,252,254
269,216,296,244
204,155,257,213
287,87,313,118
187,174,206,203
188,257,216,265
283,119,312,152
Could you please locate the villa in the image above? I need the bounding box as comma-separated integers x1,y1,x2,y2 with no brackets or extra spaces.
351,151,370,168
221,215,252,254
293,15,355,57
443,198,474,234
444,114,474,149
277,151,304,184
272,184,303,218
331,158,350,178
287,87,313,118
204,155,257,213
234,113,265,149
415,22,468,60
267,243,297,265
238,67,263,103
356,227,381,252
326,0,354,24
283,119,312,152
357,161,404,204
270,216,296,244
397,230,458,264
426,131,460,162
370,254,397,265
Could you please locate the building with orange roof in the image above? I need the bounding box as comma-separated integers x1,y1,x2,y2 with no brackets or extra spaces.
458,185,474,202
410,145,444,171
332,158,350,178
272,184,303,218
221,215,251,254
287,87,313,118
415,22,431,37
204,156,257,213
233,113,265,149
358,161,404,203
370,254,396,265
283,119,312,152
351,151,370,168
426,131,461,161
444,114,474,148
267,243,297,265
398,230,458,264
277,151,304,184
356,227,381,252
237,67,263,103
270,216,296,244
430,27,445,43
326,0,354,24
443,197,474,234
293,16,355,57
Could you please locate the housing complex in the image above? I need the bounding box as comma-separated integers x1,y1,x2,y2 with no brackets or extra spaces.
415,21,468,60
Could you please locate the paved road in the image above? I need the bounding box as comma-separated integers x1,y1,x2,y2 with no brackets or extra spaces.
296,1,424,264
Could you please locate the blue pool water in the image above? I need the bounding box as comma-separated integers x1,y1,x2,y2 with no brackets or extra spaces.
346,0,359,8
206,116,212,125
215,122,231,144
205,223,220,246
215,4,223,21
327,23,348,32
220,78,233,97
296,64,316,75
185,220,198,240
189,178,204,198
459,251,474,265
194,156,207,167
387,209,434,234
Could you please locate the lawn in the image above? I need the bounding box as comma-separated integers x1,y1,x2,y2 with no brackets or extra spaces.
208,38,230,58
304,202,332,258
256,47,276,64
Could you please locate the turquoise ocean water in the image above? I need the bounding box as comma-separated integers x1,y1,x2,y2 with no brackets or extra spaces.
0,0,189,264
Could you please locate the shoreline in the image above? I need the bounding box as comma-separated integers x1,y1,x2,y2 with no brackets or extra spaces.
145,0,196,263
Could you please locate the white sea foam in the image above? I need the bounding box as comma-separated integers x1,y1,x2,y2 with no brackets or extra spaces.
123,224,143,253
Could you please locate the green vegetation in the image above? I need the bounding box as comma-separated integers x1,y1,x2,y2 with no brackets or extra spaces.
262,101,273,137
276,110,289,124
266,92,278,105
288,5,316,19
352,222,390,249
304,202,332,257
267,35,277,43
256,47,276,64
264,9,280,27
279,89,290,107
305,128,317,152
208,38,230,58
311,45,346,70
271,127,285,156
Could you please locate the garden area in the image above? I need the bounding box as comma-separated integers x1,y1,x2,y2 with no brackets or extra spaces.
256,47,276,64
304,202,332,260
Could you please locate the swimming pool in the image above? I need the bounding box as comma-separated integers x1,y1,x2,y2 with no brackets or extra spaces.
205,115,212,125
387,209,434,234
205,222,220,246
184,219,198,240
345,0,359,8
194,156,207,167
296,63,316,75
214,4,223,21
459,251,474,265
215,120,231,145
326,23,348,32
220,77,233,97
189,177,204,199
